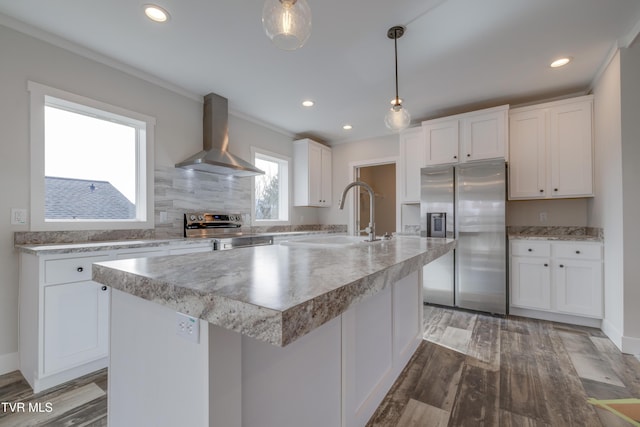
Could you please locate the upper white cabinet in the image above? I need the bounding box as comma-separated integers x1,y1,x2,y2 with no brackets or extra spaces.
399,127,426,203
294,138,332,207
399,105,508,203
423,118,459,165
509,96,594,200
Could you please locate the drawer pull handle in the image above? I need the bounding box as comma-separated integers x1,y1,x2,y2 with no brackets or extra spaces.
576,250,581,254
453,155,457,159
467,154,471,158
559,264,564,268
101,286,108,291
544,263,548,267
554,188,559,192
77,267,84,272
528,248,533,252
539,189,544,193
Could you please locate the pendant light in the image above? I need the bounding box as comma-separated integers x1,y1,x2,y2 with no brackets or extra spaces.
262,0,312,51
384,26,411,132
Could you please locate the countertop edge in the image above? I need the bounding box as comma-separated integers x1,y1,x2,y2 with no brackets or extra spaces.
93,238,456,347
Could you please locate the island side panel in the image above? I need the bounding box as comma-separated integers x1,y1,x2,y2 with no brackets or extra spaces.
342,269,422,427
109,289,210,427
241,315,342,427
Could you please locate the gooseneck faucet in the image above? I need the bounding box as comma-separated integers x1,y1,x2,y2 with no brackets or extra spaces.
339,181,378,242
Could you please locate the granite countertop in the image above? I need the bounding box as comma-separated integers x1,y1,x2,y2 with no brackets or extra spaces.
92,236,456,347
508,226,603,242
15,231,341,255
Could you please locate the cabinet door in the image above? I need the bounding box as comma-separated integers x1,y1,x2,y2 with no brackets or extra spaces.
508,110,546,199
510,256,551,310
424,119,459,165
320,146,332,207
43,281,109,375
549,101,593,198
462,110,507,161
554,259,602,317
399,127,426,202
308,143,323,206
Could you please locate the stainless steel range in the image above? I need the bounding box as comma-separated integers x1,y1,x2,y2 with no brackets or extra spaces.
184,212,274,250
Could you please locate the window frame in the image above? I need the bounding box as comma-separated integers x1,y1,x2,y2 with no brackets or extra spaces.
251,147,291,226
28,81,156,231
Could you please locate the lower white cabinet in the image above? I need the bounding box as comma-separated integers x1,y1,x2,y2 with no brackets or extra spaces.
19,241,213,393
510,239,603,321
43,280,110,375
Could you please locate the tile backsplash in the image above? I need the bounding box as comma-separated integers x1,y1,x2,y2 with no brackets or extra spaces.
15,166,345,245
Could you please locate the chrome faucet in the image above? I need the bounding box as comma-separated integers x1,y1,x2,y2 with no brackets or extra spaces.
339,181,378,242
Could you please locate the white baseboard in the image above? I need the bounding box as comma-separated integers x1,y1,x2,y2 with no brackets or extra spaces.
601,318,623,350
622,335,640,356
0,352,18,375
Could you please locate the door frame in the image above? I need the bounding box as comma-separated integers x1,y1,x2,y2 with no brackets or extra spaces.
346,157,399,236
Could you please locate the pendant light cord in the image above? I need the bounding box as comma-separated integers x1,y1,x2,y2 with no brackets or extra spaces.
394,33,399,105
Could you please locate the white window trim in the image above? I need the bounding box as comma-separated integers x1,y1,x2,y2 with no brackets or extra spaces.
28,81,156,231
251,147,291,226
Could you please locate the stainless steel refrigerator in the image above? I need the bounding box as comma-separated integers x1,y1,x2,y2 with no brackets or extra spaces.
420,160,507,315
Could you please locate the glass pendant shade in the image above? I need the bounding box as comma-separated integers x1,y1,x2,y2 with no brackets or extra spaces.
262,0,312,51
384,103,411,131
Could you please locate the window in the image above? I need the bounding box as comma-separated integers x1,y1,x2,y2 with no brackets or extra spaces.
252,148,290,224
29,81,155,231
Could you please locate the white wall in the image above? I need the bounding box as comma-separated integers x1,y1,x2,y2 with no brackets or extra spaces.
507,199,589,226
620,41,640,345
0,22,315,371
589,51,625,345
319,134,399,230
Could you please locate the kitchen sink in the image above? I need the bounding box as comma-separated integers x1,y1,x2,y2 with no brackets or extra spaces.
280,235,385,248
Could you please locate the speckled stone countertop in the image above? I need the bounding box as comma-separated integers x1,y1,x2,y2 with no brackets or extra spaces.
92,236,456,347
15,231,341,256
15,238,215,255
508,226,603,242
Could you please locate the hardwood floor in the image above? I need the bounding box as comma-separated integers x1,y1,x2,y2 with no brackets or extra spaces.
0,369,107,427
368,305,640,427
1,306,639,426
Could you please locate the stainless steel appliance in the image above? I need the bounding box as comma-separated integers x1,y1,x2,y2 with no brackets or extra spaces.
184,212,273,250
420,160,507,315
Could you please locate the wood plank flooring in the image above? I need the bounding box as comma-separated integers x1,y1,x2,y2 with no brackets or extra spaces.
368,305,640,427
0,369,107,427
1,306,639,426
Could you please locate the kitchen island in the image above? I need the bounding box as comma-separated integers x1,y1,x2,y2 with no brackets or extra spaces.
92,235,455,427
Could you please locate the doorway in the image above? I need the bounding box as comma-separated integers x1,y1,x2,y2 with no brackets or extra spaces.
355,163,396,236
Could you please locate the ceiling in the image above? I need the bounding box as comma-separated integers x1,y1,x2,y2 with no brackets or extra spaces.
0,0,639,144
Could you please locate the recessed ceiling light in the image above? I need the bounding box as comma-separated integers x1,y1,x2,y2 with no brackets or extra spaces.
144,4,170,23
302,100,315,107
343,124,353,130
550,57,571,68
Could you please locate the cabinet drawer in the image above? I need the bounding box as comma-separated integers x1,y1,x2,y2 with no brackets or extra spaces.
552,242,601,260
44,255,111,285
510,241,551,257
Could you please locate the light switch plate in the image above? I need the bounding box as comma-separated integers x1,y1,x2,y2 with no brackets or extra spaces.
11,208,27,225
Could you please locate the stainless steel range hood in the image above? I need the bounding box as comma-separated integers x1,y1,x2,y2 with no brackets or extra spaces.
175,93,264,177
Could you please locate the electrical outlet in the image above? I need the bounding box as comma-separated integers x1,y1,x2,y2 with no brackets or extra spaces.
11,208,27,225
175,312,200,343
539,211,548,223
159,211,168,223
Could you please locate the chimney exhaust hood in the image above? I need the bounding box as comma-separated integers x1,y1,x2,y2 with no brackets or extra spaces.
175,93,265,177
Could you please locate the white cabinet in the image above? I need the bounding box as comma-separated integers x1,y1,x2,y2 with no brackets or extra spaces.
399,106,507,203
43,280,109,375
423,118,459,165
509,96,594,200
293,138,332,207
461,107,508,162
510,239,603,321
399,127,425,203
19,240,214,393
342,270,421,427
